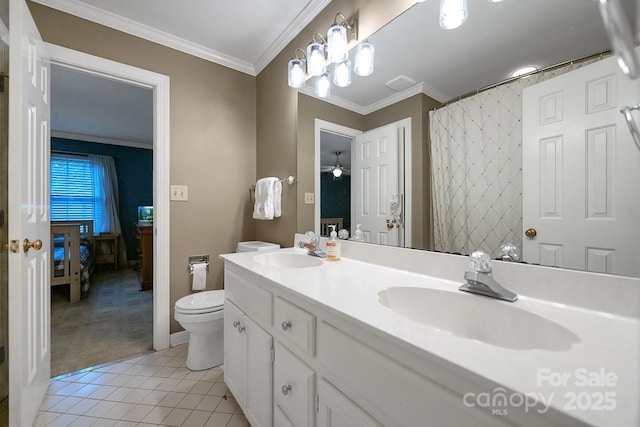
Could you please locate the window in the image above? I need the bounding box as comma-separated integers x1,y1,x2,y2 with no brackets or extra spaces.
50,154,102,225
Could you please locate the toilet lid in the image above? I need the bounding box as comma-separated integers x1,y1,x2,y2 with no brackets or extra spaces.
175,289,224,314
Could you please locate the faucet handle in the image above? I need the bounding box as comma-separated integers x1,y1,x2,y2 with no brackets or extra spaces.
469,250,492,273
499,243,521,262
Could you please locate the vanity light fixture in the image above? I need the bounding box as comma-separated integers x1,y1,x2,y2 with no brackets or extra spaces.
287,12,374,94
316,73,331,98
306,33,327,77
287,49,307,88
440,0,468,30
354,41,375,76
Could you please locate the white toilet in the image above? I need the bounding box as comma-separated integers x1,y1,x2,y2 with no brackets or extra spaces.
175,241,280,371
174,290,225,371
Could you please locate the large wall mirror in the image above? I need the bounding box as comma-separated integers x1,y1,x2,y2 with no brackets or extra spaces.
296,0,639,277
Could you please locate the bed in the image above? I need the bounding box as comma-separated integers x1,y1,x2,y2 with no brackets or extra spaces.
51,220,95,303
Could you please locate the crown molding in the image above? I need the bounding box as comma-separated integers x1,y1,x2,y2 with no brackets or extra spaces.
51,131,153,150
299,85,367,115
254,0,331,75
300,81,450,116
31,0,256,75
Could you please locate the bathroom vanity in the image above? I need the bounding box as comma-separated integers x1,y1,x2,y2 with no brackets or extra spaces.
220,237,639,427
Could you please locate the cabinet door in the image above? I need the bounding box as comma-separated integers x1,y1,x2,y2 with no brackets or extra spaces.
317,379,382,427
244,315,273,427
274,342,315,427
223,300,244,402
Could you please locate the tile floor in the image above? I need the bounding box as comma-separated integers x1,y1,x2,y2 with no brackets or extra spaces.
36,344,248,427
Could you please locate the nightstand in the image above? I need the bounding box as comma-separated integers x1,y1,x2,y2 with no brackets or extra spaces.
93,233,119,270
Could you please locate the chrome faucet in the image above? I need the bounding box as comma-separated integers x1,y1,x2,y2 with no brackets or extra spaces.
459,250,517,302
297,231,326,258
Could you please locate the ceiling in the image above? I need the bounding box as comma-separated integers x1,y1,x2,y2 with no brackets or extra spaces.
42,0,635,151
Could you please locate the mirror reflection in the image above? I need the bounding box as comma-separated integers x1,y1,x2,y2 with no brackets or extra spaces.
296,0,639,277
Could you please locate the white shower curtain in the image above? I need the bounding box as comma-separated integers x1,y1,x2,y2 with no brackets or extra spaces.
90,155,128,266
428,59,602,258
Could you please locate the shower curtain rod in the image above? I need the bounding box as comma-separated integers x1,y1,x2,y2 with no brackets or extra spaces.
435,50,613,110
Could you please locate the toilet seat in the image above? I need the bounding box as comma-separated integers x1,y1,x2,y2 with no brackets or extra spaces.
175,289,224,315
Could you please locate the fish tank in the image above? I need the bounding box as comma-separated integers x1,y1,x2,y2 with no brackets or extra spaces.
138,206,153,225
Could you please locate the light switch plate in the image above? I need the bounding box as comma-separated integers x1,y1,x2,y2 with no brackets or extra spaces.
304,192,315,204
170,185,189,201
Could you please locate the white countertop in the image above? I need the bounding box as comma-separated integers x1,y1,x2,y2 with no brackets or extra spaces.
221,247,639,427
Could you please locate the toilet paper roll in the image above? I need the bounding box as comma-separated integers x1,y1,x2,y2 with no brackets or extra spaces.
192,263,207,290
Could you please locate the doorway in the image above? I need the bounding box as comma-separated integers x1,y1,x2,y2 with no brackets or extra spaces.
45,44,171,362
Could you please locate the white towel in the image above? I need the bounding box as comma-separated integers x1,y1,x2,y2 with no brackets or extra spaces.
252,177,282,220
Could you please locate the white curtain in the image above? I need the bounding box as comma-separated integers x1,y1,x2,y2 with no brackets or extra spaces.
429,60,599,258
90,155,128,266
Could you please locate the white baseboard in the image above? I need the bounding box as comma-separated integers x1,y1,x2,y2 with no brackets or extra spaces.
170,330,189,347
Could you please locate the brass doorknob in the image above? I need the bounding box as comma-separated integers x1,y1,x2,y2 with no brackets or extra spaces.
524,228,537,239
23,238,43,253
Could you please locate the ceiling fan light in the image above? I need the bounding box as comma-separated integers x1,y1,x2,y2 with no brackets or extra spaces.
440,0,468,30
333,59,352,87
354,41,375,76
327,24,348,63
316,73,331,98
287,58,306,88
332,167,343,177
307,42,326,76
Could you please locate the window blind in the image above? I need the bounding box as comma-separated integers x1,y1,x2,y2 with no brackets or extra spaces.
50,154,102,222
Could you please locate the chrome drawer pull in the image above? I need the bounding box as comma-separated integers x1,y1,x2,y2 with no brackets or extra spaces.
281,385,292,396
281,320,292,331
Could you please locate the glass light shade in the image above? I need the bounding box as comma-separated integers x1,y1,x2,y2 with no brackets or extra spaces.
316,73,331,98
333,60,352,87
354,42,375,77
440,0,468,30
306,42,325,76
287,58,306,88
327,24,348,63
332,167,343,177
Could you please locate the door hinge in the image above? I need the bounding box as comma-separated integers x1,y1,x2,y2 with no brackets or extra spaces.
270,345,274,363
0,346,4,363
315,393,319,412
0,73,6,93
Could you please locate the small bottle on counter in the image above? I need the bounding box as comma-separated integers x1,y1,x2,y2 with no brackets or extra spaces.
326,225,341,261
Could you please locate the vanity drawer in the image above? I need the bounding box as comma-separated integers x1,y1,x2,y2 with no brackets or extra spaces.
274,296,316,356
274,342,315,427
224,270,272,326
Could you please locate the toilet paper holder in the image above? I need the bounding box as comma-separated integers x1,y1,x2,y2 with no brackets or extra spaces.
188,255,210,274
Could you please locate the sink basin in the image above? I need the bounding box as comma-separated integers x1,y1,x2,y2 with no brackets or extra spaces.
378,287,579,350
253,252,323,268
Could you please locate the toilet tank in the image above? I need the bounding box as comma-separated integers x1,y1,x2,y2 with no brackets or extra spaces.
236,241,280,252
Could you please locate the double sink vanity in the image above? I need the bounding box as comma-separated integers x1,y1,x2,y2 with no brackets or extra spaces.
220,235,639,427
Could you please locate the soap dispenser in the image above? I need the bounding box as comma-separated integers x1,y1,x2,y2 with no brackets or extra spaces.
326,225,341,261
350,224,365,242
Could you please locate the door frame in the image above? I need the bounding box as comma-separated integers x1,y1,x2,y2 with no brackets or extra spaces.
46,43,171,350
314,119,361,236
314,118,412,247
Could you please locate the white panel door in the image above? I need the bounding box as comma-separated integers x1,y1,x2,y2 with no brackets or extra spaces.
243,315,273,427
352,123,399,246
522,56,640,276
8,0,51,425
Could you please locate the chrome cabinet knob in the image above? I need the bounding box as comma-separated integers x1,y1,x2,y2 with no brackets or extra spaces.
281,385,291,396
237,324,245,333
281,321,291,331
232,320,240,328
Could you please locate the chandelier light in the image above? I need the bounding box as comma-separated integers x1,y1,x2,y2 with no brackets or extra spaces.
287,12,374,96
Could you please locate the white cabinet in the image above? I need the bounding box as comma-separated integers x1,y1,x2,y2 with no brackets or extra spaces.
274,342,316,427
223,299,273,427
317,379,382,427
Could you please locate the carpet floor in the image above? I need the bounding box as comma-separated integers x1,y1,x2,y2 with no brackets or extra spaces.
51,268,153,378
